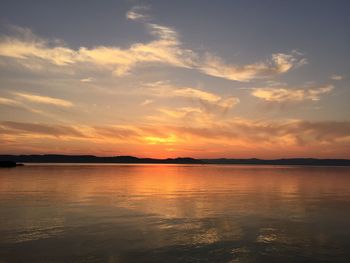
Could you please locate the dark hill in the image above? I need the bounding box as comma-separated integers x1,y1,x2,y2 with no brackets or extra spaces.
0,161,19,168
201,158,350,166
0,155,204,164
1,155,350,166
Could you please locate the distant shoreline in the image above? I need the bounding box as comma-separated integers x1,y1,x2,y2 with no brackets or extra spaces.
1,155,350,166
0,161,23,168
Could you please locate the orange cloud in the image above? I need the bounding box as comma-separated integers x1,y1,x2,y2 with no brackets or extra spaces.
1,119,349,158
145,81,240,112
14,92,73,107
200,51,306,82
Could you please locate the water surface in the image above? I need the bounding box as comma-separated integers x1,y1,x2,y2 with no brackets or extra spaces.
0,164,350,262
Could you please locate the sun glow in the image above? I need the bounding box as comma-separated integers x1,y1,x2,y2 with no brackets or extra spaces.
0,3,349,159
144,134,178,145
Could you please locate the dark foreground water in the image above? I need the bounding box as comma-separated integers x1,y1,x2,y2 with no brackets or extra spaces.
0,164,350,263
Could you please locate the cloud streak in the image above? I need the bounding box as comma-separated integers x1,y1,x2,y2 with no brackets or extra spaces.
14,92,73,107
0,121,86,138
0,7,305,81
0,96,47,115
0,97,20,106
0,28,76,66
1,119,349,158
251,85,334,102
126,6,150,21
200,52,306,82
146,81,240,111
331,74,343,81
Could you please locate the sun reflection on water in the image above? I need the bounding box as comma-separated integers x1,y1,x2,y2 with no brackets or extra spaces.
1,165,350,262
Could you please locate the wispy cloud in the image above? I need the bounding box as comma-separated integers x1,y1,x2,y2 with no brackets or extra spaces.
1,119,349,158
331,74,343,81
251,85,334,102
0,7,305,81
80,77,94,82
0,96,47,115
140,99,154,106
144,134,177,145
145,81,240,111
0,97,20,106
14,92,73,107
0,121,87,138
126,6,149,21
0,27,76,66
0,25,193,76
158,107,202,119
200,51,306,82
93,125,140,139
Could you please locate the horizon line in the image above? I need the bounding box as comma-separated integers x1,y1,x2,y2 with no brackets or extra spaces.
1,154,350,161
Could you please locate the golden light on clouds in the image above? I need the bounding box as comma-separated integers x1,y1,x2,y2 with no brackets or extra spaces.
14,92,73,107
1,117,349,158
0,14,303,81
199,51,306,82
144,134,178,145
0,5,349,158
252,85,334,102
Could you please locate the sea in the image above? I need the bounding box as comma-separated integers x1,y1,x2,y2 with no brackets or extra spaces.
1,164,350,262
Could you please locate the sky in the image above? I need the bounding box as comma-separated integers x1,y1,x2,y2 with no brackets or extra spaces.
0,0,349,158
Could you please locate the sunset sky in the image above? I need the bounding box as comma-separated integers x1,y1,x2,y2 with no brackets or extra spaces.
0,0,349,158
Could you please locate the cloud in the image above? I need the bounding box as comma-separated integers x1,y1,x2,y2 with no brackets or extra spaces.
1,119,349,157
169,87,221,102
144,134,177,145
331,74,343,81
126,6,149,21
251,85,334,102
93,125,140,139
0,8,304,81
0,121,87,138
80,77,94,82
0,32,77,66
0,97,20,106
171,119,350,158
14,92,73,107
140,99,154,106
200,51,306,82
0,96,47,115
88,43,192,75
159,118,350,149
146,81,240,110
0,19,195,77
158,107,202,119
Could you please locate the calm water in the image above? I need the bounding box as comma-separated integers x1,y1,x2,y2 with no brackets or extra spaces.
0,164,350,263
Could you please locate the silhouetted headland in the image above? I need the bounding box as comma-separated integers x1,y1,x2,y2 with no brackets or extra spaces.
1,155,350,166
201,158,350,166
0,155,203,164
0,161,23,168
